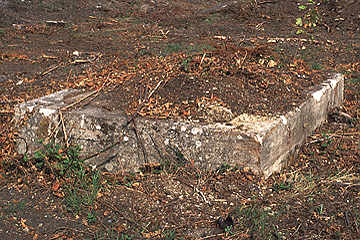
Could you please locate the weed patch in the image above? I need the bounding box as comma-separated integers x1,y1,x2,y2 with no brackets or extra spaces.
234,205,280,239
21,142,103,215
296,0,321,35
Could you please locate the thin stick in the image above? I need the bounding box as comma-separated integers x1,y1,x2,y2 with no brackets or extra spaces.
124,78,164,127
148,79,164,100
66,69,72,83
199,53,206,68
82,141,121,162
258,0,276,4
71,59,91,64
194,187,210,205
131,118,148,164
61,72,111,111
199,233,224,240
41,62,64,76
290,223,302,237
238,50,248,68
59,110,68,148
60,90,98,111
339,131,360,136
47,119,62,141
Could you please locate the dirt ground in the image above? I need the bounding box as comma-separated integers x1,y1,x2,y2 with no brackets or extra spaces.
0,0,360,239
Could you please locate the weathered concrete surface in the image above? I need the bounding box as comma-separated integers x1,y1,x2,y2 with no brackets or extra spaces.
14,73,344,178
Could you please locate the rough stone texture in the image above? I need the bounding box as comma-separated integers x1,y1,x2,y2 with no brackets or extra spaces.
14,73,344,178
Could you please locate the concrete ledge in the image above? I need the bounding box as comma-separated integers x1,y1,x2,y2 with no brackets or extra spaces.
15,73,344,178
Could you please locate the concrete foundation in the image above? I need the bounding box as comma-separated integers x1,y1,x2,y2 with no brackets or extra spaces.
14,73,344,178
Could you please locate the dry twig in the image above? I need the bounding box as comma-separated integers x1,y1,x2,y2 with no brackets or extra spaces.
61,72,110,111
59,110,68,148
60,90,98,111
41,62,65,76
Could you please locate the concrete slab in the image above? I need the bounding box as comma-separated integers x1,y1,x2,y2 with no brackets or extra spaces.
14,73,344,178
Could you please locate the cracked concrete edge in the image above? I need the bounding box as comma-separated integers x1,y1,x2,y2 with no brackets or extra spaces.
260,73,344,177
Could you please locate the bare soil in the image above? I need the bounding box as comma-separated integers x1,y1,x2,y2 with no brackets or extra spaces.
0,0,360,239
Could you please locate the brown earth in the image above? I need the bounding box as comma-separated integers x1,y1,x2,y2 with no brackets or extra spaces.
0,0,360,239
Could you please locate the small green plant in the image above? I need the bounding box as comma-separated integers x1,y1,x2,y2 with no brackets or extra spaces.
347,78,360,85
296,0,320,34
271,181,292,193
315,204,324,215
307,195,314,204
187,44,214,54
55,145,83,177
224,225,233,235
120,234,133,240
319,133,333,154
311,62,323,70
87,211,97,224
30,142,103,215
22,153,29,163
180,57,192,73
235,205,277,239
161,43,214,56
163,230,176,240
93,228,133,240
64,187,82,213
64,170,102,214
32,142,83,177
86,170,101,206
121,174,135,187
216,163,232,174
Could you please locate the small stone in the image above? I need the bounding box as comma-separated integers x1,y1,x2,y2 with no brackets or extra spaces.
105,162,114,172
140,4,153,14
191,127,203,135
0,75,7,83
267,60,277,67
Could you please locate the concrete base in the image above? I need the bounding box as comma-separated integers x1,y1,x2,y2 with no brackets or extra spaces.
14,73,344,178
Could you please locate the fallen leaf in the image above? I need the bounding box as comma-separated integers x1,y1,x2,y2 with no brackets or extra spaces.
132,182,140,187
52,181,61,191
246,174,253,181
116,224,126,232
53,191,64,198
97,191,103,198
20,218,30,232
32,233,38,240
268,60,277,67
